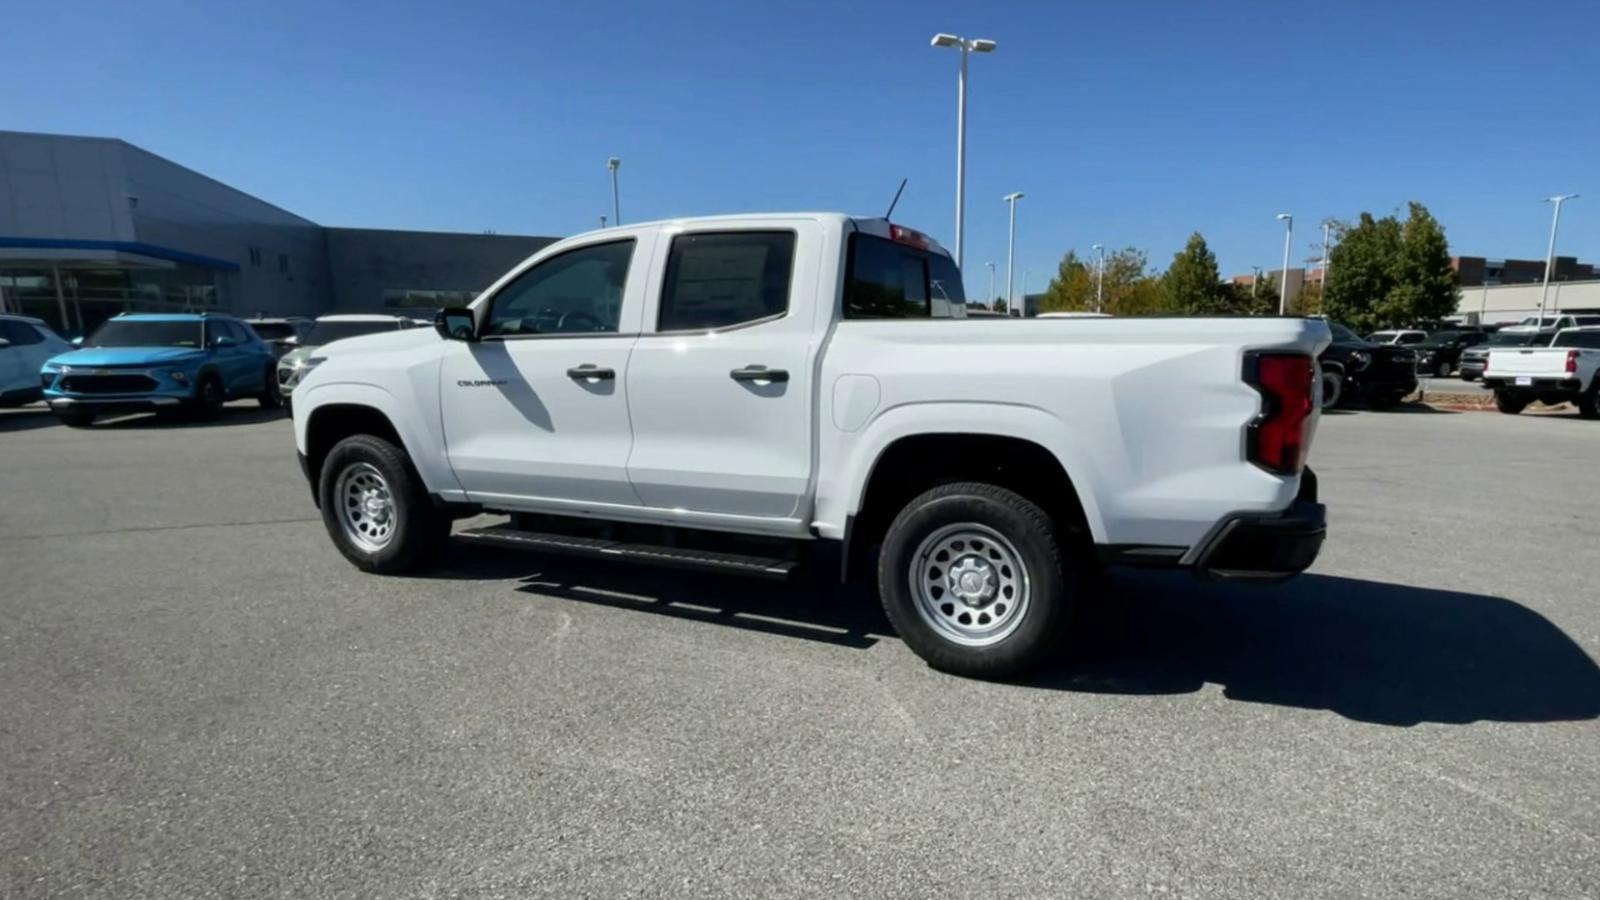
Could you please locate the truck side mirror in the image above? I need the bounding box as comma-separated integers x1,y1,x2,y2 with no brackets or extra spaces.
436,307,477,342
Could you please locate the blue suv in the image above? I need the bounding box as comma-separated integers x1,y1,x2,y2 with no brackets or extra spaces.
40,313,280,427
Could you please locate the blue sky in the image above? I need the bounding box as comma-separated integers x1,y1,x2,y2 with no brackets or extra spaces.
5,0,1597,297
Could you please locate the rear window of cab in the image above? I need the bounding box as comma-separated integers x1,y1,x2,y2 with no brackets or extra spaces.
845,234,966,319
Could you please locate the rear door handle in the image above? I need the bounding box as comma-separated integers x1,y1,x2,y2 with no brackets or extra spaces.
566,364,615,380
730,365,789,383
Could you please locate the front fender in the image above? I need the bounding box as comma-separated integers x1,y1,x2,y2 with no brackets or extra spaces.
294,380,463,497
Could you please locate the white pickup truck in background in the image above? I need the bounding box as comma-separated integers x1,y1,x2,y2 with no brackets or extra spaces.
1484,327,1600,418
291,213,1330,677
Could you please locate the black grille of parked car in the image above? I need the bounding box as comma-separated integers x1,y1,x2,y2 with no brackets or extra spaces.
60,374,158,394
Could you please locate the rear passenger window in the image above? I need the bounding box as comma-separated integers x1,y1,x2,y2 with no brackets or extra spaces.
658,231,795,332
845,234,964,319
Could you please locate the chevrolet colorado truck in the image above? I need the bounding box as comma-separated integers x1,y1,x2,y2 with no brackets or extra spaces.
292,213,1330,677
1484,326,1600,417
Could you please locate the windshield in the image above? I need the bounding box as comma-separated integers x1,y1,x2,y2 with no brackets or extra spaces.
84,320,202,348
1367,331,1398,342
1329,323,1362,342
1425,331,1462,344
249,322,298,340
304,320,401,345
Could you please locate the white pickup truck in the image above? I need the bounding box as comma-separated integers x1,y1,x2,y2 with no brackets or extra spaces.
291,213,1329,677
1484,326,1600,417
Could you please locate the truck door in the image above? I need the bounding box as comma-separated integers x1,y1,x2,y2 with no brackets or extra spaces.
624,223,821,526
440,235,648,508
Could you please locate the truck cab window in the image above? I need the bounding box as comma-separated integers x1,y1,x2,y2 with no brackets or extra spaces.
485,240,635,337
845,234,962,319
658,231,796,332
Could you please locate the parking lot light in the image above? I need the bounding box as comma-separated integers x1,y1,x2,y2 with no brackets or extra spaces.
1538,194,1578,326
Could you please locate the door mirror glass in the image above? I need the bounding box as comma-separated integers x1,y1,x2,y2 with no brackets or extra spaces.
71,336,84,347
436,307,477,342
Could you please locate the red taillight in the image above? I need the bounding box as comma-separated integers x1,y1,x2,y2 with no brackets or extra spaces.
1245,353,1314,475
889,224,931,249
1567,350,1579,374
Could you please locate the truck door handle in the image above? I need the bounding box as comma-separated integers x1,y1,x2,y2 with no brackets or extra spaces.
566,364,615,380
730,365,789,383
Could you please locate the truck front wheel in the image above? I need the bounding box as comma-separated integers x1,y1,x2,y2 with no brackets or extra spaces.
318,434,447,573
877,482,1080,679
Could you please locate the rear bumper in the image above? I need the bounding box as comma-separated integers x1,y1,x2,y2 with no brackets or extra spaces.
1192,500,1326,582
1097,468,1326,583
1483,376,1583,392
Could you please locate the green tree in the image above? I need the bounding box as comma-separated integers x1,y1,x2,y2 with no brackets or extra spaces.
1164,232,1232,314
1323,203,1458,332
992,297,1007,313
1112,274,1172,316
1234,273,1278,316
1040,250,1094,312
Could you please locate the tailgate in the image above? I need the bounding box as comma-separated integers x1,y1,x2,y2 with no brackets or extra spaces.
1488,349,1565,377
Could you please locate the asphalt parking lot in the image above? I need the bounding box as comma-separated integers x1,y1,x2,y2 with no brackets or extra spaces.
2,402,1597,899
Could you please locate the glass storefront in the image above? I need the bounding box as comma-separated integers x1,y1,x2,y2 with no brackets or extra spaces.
0,264,233,337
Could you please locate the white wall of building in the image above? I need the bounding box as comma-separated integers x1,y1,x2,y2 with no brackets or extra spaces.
1454,280,1600,324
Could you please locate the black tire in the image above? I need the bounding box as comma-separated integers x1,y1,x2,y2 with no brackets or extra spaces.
258,367,283,409
1320,370,1344,410
1460,371,1479,383
1494,391,1527,415
877,482,1082,679
56,410,95,428
1577,383,1600,420
193,374,225,420
317,433,446,574
1434,359,1452,377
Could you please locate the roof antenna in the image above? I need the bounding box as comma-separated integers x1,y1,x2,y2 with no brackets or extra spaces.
884,178,908,220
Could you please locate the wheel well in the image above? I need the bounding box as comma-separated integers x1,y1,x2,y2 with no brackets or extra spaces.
847,433,1090,576
305,404,405,493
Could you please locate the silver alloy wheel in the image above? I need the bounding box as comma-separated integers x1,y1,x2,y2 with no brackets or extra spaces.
335,462,397,552
908,523,1031,647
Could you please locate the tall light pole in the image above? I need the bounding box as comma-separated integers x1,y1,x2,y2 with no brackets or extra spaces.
931,33,997,271
1004,192,1024,317
986,261,996,306
1276,213,1294,315
1538,194,1579,325
607,157,621,227
1092,243,1106,312
1319,220,1333,302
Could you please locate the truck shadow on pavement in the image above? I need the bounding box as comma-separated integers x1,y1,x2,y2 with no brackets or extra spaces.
432,544,1600,728
1047,570,1600,727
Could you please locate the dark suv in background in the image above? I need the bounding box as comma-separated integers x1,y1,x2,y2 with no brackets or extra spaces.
1318,322,1418,409
1412,329,1489,377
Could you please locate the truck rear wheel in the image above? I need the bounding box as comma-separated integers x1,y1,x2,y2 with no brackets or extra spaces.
318,434,447,574
877,482,1079,679
1494,390,1527,415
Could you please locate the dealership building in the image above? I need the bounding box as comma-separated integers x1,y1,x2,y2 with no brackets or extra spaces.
0,130,558,335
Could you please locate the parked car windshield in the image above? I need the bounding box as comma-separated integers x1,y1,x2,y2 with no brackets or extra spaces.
1487,331,1553,347
249,322,298,341
305,320,400,345
84,320,203,348
1328,323,1362,342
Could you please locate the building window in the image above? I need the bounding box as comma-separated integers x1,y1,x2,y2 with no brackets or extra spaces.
248,248,262,267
